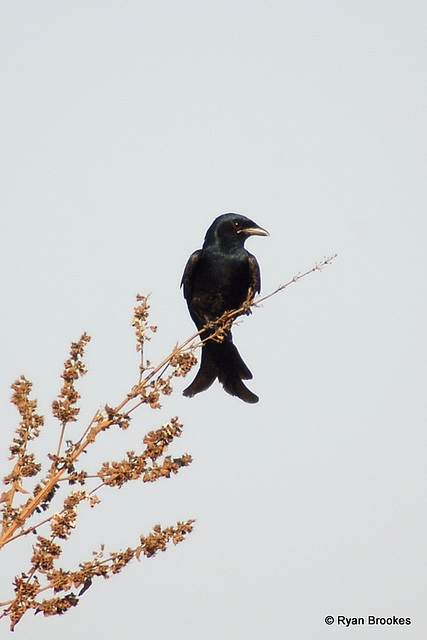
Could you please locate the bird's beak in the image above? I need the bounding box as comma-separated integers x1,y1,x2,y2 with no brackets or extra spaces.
239,224,269,237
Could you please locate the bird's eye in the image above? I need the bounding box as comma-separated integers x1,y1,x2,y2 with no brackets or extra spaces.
233,221,241,229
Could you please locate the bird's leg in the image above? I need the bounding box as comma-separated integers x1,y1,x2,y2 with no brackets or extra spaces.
241,288,255,315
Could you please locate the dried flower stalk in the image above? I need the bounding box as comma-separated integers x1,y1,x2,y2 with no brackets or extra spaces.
0,255,336,630
0,302,195,631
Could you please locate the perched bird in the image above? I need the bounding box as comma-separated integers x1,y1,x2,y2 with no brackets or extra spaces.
181,213,268,403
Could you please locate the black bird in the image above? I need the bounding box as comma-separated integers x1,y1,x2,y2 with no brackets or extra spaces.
181,213,268,403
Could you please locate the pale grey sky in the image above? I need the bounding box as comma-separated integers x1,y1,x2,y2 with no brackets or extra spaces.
1,1,426,638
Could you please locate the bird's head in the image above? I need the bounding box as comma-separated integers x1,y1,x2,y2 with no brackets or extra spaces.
203,213,269,251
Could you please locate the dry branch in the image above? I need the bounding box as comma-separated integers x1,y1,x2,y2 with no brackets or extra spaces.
0,254,336,630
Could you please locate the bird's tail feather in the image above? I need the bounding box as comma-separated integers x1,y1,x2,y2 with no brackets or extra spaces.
182,345,217,397
183,336,259,404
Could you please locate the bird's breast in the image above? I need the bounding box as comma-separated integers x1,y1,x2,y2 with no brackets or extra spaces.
190,252,251,321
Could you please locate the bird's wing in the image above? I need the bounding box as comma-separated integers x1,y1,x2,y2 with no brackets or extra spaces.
181,249,202,301
248,253,261,296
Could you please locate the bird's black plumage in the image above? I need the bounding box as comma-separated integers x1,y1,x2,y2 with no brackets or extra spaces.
181,213,268,403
